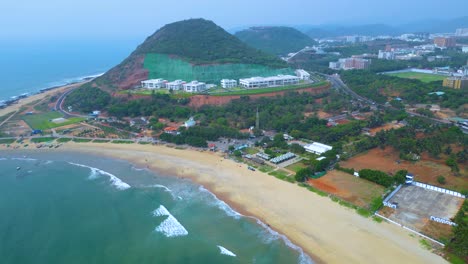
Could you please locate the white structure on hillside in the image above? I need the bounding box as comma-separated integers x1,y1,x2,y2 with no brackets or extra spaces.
295,69,310,80
183,81,206,93
166,80,184,90
462,46,468,53
239,75,299,89
304,142,333,155
221,79,237,88
141,79,165,89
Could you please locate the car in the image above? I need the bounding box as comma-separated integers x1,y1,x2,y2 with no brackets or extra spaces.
247,166,255,171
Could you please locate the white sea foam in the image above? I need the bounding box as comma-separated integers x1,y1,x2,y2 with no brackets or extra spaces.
199,186,313,264
198,186,242,219
151,184,172,193
152,205,188,237
43,160,54,165
0,158,7,161
217,245,236,257
11,157,37,161
68,162,130,190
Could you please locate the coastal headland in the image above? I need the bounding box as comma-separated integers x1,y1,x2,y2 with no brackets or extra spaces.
1,142,447,264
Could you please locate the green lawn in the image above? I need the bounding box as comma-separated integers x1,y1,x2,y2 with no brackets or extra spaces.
285,161,308,173
210,81,328,96
0,138,16,144
22,112,86,130
387,72,445,83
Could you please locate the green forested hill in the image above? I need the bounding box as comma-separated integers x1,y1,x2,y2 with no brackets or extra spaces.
235,26,316,55
90,18,289,91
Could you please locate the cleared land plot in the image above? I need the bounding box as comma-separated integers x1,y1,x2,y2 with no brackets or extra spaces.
369,122,405,135
285,161,308,173
340,147,467,192
387,72,446,83
307,170,385,208
385,185,463,234
22,112,85,130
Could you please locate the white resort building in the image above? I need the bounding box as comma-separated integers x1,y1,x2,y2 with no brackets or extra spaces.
304,142,333,155
166,80,185,90
221,79,237,88
141,79,165,89
183,81,206,93
295,69,310,80
239,75,300,89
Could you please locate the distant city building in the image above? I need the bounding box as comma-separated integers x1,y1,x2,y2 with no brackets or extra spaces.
455,28,468,36
378,50,395,60
395,54,423,61
442,77,468,89
239,75,299,89
220,79,237,88
166,80,184,90
434,37,456,48
329,58,371,70
183,81,206,93
462,46,468,53
304,142,333,155
141,79,165,89
427,55,451,62
295,69,310,80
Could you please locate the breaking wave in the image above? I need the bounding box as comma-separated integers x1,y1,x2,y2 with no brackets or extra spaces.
217,245,236,257
152,205,188,237
199,186,313,264
68,162,131,190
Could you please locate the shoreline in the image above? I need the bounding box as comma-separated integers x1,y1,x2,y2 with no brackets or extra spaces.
1,142,447,264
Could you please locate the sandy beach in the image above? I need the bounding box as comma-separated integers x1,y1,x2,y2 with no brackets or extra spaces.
2,142,447,264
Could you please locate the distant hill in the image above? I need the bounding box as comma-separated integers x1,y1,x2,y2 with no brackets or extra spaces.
92,19,290,91
235,26,317,55
299,16,468,38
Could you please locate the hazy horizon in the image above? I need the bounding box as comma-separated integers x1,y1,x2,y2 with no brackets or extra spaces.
1,0,468,41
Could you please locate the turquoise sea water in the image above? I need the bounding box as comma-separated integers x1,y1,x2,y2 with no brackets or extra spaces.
0,40,137,101
0,151,312,263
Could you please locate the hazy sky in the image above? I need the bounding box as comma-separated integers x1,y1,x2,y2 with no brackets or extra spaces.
1,0,467,40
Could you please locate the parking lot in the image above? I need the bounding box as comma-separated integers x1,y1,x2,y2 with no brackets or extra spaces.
387,185,464,230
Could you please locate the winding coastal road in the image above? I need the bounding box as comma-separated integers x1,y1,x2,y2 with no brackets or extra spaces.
321,73,452,125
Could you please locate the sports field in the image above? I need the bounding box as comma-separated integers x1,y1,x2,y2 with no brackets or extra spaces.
387,72,445,83
22,112,85,130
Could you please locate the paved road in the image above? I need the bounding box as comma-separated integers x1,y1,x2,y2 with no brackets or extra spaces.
54,88,87,118
320,73,452,125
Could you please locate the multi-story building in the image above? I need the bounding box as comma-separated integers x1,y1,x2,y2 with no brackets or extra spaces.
434,37,456,48
443,77,468,89
141,79,165,89
220,79,237,88
295,69,310,80
329,58,371,70
378,50,395,60
455,28,468,36
239,75,299,89
166,80,184,90
183,81,206,93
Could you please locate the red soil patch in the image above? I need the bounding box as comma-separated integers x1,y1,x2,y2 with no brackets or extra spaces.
188,84,330,108
369,122,404,136
340,147,468,192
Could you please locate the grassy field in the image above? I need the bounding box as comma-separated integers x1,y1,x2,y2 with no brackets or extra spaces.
387,72,446,83
0,138,16,144
210,81,328,96
22,112,85,130
285,161,308,173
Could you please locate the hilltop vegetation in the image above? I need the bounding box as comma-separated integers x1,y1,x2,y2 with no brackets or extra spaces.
135,19,286,66
92,18,288,90
236,26,316,55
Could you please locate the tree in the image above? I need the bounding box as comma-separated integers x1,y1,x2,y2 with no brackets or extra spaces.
289,143,305,154
295,167,313,182
394,170,408,185
233,150,242,157
437,176,446,184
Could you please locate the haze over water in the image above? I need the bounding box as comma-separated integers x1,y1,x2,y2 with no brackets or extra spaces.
0,151,311,264
0,40,136,101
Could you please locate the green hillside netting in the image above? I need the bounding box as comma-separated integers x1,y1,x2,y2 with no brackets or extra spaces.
144,54,294,84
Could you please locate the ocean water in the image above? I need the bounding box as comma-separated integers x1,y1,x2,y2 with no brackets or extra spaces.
0,39,138,101
0,151,312,264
